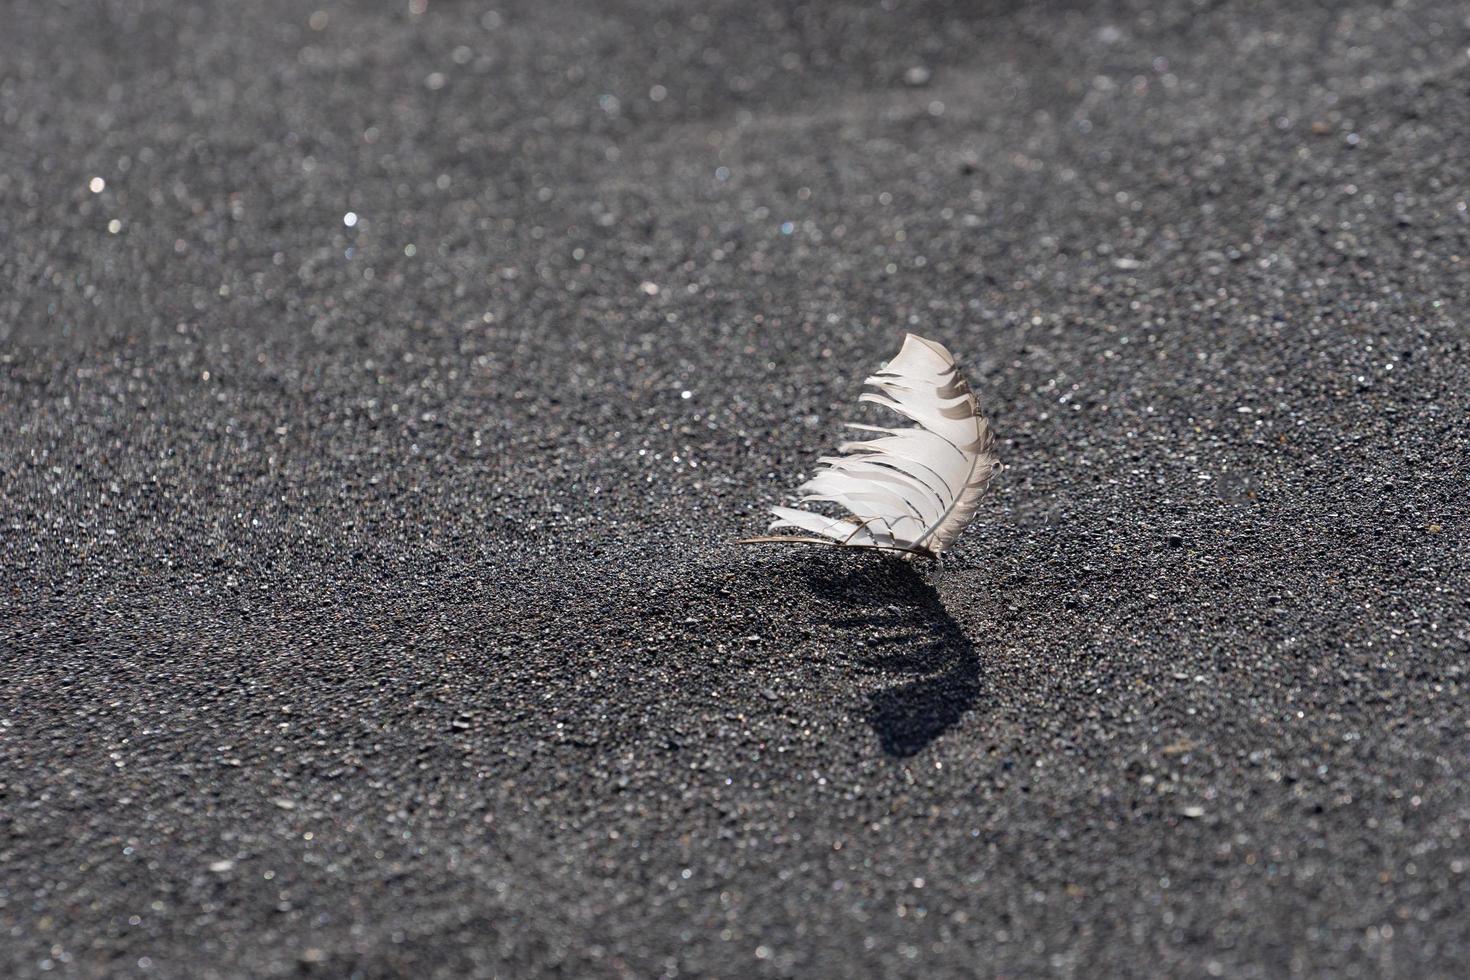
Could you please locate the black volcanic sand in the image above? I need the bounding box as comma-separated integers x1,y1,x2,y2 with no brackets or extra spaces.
3,1,1469,976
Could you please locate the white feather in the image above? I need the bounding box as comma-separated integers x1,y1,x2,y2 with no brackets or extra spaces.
748,334,998,559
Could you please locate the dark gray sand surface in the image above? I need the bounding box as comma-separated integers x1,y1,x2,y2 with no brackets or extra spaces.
4,1,1470,976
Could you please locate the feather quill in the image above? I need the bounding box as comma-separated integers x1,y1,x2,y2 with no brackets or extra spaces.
741,334,999,560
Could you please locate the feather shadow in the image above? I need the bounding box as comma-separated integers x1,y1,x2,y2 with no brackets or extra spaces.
799,560,981,757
